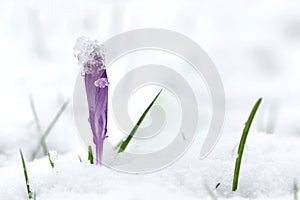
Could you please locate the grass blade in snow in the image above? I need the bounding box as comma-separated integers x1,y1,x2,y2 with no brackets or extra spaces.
78,155,82,163
294,180,299,200
29,95,48,154
31,100,69,160
47,152,55,168
20,149,33,199
117,89,163,153
232,98,262,191
88,145,94,164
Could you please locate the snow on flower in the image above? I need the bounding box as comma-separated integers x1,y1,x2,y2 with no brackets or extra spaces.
74,36,106,76
94,78,109,88
74,36,109,165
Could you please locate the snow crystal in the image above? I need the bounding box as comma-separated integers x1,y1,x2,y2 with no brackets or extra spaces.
94,78,109,88
74,36,106,76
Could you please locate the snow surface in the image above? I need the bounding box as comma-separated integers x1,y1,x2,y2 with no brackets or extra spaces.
1,0,300,199
1,133,300,199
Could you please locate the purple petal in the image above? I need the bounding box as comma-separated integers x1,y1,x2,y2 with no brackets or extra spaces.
85,70,108,165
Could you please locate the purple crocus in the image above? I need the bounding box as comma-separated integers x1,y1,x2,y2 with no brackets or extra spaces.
74,37,109,165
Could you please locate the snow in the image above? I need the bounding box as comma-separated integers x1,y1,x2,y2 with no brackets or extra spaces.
1,133,300,199
1,0,300,199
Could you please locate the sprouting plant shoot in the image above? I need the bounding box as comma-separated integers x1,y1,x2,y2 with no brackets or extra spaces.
117,89,163,153
20,149,33,199
181,132,187,141
294,180,298,200
29,95,48,155
47,152,55,169
31,100,69,160
78,155,82,163
88,145,94,164
232,98,262,191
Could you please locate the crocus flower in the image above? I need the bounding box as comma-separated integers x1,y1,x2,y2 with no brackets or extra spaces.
74,36,109,165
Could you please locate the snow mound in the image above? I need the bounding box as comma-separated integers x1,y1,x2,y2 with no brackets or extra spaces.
0,132,299,199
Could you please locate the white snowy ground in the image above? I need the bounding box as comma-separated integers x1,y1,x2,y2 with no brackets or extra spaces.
1,0,300,199
1,133,300,200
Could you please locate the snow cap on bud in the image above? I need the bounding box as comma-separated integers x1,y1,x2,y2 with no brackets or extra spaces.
74,36,106,77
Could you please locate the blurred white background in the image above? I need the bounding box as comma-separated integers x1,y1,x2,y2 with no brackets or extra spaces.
0,0,300,199
1,0,300,151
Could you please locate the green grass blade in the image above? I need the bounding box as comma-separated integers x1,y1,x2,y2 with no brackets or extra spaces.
88,145,94,164
294,180,298,200
117,89,163,153
181,132,187,141
31,100,69,160
20,149,33,199
29,96,48,154
78,155,82,163
232,98,262,191
47,152,54,168
115,140,122,150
